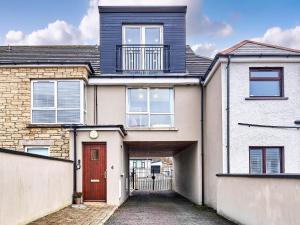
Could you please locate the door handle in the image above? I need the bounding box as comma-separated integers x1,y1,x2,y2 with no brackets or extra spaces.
104,170,107,179
91,179,100,183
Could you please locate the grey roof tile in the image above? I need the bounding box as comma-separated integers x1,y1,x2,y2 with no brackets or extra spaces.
0,45,211,77
0,45,100,74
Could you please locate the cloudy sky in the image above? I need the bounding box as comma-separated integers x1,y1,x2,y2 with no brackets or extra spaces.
1,0,300,57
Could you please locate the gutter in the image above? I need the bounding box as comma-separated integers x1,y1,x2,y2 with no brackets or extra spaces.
226,56,231,174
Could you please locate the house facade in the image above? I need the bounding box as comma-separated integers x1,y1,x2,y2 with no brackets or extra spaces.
0,5,300,209
204,40,300,208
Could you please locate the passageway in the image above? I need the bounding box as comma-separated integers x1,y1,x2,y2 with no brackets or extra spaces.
125,141,203,204
105,191,235,225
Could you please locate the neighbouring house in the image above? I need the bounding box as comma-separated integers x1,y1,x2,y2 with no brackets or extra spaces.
0,4,300,221
203,40,300,209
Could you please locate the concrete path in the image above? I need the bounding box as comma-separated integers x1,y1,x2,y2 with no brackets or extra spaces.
105,191,235,225
29,202,117,225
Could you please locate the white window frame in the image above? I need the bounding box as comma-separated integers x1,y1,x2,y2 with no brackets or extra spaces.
122,25,164,71
31,80,85,124
122,25,164,45
25,146,49,156
126,87,174,128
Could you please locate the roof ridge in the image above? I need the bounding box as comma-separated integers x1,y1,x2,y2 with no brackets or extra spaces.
219,39,300,55
218,40,249,55
246,40,300,54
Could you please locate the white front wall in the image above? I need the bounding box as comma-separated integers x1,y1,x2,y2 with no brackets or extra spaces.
222,61,300,173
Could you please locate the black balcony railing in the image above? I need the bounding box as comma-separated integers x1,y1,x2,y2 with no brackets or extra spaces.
116,45,170,73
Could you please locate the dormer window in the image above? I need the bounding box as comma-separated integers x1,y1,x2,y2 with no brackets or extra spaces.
123,25,163,45
117,25,170,72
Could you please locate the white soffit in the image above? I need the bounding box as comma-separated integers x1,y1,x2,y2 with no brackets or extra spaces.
88,77,200,86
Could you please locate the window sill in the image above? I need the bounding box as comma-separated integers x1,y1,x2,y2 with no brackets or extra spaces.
126,127,178,131
245,97,289,100
27,124,79,128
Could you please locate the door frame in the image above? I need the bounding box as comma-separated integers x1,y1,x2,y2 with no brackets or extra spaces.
82,142,107,202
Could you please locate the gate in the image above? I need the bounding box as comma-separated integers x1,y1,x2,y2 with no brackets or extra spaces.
130,167,173,191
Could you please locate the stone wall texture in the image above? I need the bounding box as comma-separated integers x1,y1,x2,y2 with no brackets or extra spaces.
0,66,89,159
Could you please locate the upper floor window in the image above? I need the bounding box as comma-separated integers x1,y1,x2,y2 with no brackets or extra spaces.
123,25,163,45
31,80,84,124
249,147,284,174
126,88,174,128
118,25,169,72
249,68,283,97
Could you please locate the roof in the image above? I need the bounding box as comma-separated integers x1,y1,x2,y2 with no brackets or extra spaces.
204,40,300,81
0,45,211,77
0,45,100,74
186,46,212,77
219,40,300,56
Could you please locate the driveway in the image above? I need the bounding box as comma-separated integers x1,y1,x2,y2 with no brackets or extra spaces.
105,191,235,225
29,202,117,225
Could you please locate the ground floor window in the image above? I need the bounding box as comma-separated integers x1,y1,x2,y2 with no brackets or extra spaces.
249,147,284,174
25,146,49,156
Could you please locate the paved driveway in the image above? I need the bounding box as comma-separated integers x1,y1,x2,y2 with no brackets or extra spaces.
29,203,116,225
105,191,235,225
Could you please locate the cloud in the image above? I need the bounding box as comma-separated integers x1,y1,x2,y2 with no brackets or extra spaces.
4,0,99,45
193,16,233,37
101,0,233,37
4,0,233,45
79,0,99,41
253,26,300,50
192,43,218,58
5,20,82,45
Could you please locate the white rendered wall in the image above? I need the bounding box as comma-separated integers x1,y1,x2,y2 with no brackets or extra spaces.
223,62,300,173
173,143,202,205
73,130,129,206
0,152,73,225
217,176,300,225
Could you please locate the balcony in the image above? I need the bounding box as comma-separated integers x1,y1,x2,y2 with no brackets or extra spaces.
116,45,170,73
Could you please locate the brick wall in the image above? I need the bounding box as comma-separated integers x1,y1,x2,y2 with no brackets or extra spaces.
0,66,89,159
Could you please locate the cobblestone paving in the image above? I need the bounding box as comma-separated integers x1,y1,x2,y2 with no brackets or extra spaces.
29,202,116,225
105,191,236,225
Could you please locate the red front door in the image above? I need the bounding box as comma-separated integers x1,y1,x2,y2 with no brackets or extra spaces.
83,143,107,201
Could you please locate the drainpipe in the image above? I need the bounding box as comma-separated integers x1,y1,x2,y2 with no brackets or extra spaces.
73,127,77,192
96,86,98,124
226,55,231,174
200,82,205,205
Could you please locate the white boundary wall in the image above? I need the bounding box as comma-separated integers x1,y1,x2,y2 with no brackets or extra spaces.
0,150,73,225
217,175,300,225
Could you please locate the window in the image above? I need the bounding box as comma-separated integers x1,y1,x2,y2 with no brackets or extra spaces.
249,68,283,97
25,146,49,156
91,149,99,160
249,147,284,174
126,88,174,128
133,161,137,168
31,80,84,124
122,25,164,71
123,25,163,45
141,161,145,168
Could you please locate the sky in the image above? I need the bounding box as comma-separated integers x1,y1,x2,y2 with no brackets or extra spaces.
1,0,300,58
